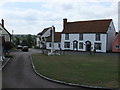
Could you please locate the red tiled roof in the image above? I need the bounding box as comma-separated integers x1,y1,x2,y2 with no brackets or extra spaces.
113,31,120,42
62,19,112,33
46,32,61,42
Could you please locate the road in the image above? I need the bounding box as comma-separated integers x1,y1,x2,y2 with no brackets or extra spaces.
2,49,95,89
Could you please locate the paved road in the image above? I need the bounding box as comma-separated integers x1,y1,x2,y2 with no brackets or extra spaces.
2,51,94,89
29,48,42,53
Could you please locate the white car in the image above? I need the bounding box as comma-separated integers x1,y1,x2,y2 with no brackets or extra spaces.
17,45,22,49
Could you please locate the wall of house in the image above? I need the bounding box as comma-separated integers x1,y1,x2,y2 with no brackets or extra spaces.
1,26,11,42
36,37,40,47
112,34,120,52
61,33,107,52
0,36,2,61
46,42,60,50
0,27,3,61
107,21,116,51
36,35,45,48
0,29,2,35
42,29,51,37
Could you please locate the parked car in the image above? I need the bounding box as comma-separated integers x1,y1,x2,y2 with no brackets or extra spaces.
22,46,29,52
17,45,22,49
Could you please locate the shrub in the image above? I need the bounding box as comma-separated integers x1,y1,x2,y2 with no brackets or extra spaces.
4,41,14,50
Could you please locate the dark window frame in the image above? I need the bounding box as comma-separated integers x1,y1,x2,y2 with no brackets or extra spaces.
79,42,83,49
94,43,101,50
79,33,83,40
64,42,70,48
49,43,51,47
58,43,61,48
65,34,69,40
95,34,100,41
115,45,120,49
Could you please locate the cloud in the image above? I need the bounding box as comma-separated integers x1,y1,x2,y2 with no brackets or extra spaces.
0,0,119,34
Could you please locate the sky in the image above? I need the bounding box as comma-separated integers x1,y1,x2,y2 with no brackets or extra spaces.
0,0,119,35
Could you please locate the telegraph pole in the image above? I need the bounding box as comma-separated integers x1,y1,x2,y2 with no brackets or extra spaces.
51,25,55,54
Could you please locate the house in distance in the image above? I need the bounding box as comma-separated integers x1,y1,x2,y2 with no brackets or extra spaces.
112,31,120,52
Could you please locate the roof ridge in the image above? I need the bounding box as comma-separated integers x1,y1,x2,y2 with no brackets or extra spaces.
68,19,112,23
113,31,120,41
62,19,112,33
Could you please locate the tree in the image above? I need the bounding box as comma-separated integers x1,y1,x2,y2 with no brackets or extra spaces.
21,39,27,46
16,37,20,45
26,34,33,48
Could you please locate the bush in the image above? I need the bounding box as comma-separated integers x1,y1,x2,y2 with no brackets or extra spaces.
4,41,14,50
3,41,14,57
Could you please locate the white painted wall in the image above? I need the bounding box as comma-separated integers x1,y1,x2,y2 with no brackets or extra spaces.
61,33,107,52
0,25,11,42
106,21,116,51
0,29,2,35
36,35,45,48
0,36,2,61
36,37,40,47
42,28,51,37
0,26,3,61
36,29,52,49
46,42,60,50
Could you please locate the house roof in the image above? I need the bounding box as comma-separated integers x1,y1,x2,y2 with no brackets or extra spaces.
46,32,61,42
37,27,51,35
113,31,120,42
0,23,12,36
62,19,112,33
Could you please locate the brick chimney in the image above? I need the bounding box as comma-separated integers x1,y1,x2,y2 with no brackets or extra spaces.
63,18,67,29
1,19,4,28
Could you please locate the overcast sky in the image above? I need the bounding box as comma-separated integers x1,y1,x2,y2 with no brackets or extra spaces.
0,0,119,35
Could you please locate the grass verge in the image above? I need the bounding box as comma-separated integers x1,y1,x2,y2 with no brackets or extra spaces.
31,53,118,88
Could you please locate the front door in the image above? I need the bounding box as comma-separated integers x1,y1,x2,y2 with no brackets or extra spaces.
73,40,78,51
85,41,91,51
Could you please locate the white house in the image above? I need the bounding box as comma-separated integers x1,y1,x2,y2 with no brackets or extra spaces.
0,19,11,42
0,30,2,61
36,27,52,49
36,26,61,50
61,18,116,52
0,19,11,61
46,32,61,50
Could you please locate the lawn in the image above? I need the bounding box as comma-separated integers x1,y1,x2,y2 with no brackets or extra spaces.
31,53,118,88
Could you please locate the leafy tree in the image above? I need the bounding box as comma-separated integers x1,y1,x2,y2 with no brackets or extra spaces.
12,34,37,48
16,37,20,45
26,34,33,48
21,39,27,46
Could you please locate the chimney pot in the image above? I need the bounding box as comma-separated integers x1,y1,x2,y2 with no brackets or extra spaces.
63,18,67,29
1,19,4,28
